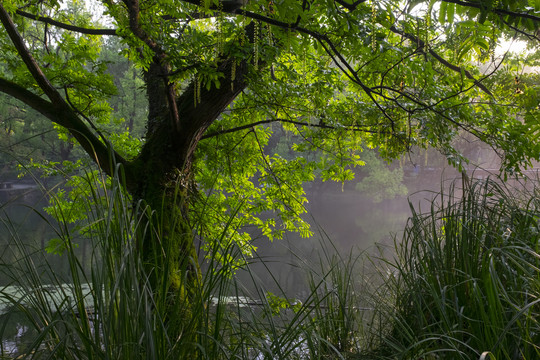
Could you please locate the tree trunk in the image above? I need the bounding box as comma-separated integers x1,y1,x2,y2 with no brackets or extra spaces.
136,173,201,339
126,61,201,339
127,53,249,339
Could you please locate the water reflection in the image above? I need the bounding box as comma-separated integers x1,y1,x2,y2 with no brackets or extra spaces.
0,179,95,355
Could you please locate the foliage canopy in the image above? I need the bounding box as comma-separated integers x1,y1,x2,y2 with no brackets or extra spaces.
0,0,539,291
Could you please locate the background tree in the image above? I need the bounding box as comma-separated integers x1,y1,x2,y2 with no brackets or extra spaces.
0,0,538,340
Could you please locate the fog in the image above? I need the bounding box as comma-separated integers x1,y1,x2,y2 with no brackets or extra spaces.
238,140,539,298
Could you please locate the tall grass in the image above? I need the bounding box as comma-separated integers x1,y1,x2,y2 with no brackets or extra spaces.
7,169,538,359
365,179,540,359
0,166,177,358
0,167,373,359
303,250,365,358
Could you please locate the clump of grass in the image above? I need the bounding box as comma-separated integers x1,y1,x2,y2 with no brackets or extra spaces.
0,166,175,358
18,165,540,360
304,251,365,358
365,179,540,359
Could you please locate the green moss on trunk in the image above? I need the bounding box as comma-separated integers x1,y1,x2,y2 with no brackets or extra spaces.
134,167,201,340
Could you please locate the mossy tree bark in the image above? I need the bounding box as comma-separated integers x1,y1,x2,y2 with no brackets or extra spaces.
118,55,250,337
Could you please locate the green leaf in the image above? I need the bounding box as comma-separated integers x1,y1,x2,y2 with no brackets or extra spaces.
439,1,448,24
447,3,455,23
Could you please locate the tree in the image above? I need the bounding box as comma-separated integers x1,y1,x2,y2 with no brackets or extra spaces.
0,0,538,340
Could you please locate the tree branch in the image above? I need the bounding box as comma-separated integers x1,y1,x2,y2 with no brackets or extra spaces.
389,25,494,97
179,0,249,12
0,78,61,125
441,0,540,23
500,16,540,42
123,1,181,132
202,118,380,140
333,0,368,12
125,0,163,55
0,3,133,186
0,77,133,187
15,10,118,36
0,4,66,105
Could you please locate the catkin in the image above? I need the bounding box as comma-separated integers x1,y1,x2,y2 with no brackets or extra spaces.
253,21,260,70
240,17,246,47
266,23,273,45
371,0,376,52
231,59,236,91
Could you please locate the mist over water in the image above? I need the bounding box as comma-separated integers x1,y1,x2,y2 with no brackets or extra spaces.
0,149,508,293
242,166,459,297
241,142,526,298
0,179,94,287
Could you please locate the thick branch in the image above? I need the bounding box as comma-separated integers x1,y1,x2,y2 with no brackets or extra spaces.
0,4,129,179
178,0,309,33
333,0,368,12
179,0,248,12
202,118,379,139
173,22,257,159
0,78,63,125
125,0,163,55
441,0,540,23
0,77,133,187
15,10,118,36
135,32,254,180
177,58,249,159
124,1,181,131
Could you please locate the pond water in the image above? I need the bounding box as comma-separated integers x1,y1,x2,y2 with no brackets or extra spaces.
0,182,94,284
0,180,96,355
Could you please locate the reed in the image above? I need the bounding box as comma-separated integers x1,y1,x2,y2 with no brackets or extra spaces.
364,179,540,359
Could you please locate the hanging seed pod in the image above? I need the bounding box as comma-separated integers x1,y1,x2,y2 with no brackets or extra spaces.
266,23,273,45
231,59,236,91
371,0,376,52
253,21,260,70
240,17,246,47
